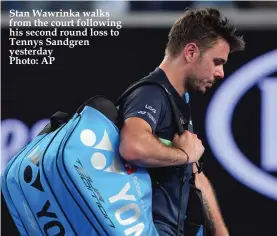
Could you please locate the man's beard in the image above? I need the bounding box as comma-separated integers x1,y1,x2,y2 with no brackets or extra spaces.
186,76,206,93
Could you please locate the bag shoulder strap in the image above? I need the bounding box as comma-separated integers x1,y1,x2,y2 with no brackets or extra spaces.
42,77,185,136
115,77,184,135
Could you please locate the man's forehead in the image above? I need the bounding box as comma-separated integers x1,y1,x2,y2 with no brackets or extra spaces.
209,39,230,60
214,39,230,53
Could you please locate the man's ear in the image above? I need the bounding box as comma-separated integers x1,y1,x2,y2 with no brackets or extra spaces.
183,43,199,63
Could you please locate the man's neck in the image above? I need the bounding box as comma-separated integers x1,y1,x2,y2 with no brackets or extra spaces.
159,56,188,96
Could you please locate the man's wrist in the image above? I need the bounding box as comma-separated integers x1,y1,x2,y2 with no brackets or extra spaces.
178,147,189,164
171,147,189,166
194,171,212,193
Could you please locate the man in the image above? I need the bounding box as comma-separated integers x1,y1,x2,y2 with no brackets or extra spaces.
119,8,245,236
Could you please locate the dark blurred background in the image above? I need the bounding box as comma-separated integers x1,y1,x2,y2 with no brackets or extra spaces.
1,1,277,236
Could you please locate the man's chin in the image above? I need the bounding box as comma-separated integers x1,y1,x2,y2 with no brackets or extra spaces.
198,87,207,94
188,85,207,94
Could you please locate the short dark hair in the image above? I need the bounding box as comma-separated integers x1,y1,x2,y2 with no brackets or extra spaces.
165,8,245,57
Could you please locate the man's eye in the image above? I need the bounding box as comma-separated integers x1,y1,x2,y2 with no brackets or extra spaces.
214,60,221,66
214,59,226,66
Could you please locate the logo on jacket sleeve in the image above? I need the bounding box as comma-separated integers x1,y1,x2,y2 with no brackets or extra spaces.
145,105,156,113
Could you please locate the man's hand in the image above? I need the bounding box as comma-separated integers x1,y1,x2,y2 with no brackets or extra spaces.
173,131,205,164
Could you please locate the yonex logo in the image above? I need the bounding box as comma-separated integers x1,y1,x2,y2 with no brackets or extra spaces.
23,161,65,234
80,129,125,175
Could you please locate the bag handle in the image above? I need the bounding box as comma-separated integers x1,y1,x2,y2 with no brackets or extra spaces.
76,95,104,114
38,111,70,135
115,78,184,135
50,111,71,130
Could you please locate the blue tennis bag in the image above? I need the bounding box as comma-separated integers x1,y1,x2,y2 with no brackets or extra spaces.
1,79,184,236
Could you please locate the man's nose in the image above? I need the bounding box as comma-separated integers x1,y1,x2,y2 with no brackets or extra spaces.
214,67,224,80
